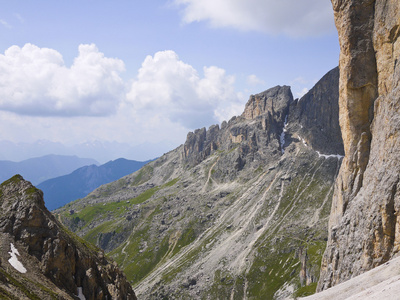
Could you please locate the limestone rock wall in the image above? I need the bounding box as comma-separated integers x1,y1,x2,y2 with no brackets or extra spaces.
318,0,400,290
183,85,293,168
289,67,343,156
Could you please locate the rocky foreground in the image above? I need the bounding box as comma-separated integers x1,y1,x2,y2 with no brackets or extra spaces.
304,256,400,300
0,175,136,300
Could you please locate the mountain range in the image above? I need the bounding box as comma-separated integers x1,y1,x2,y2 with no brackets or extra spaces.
56,66,343,299
0,154,98,185
38,158,152,211
0,139,175,163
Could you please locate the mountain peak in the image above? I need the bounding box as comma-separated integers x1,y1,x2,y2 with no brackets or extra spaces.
242,85,293,120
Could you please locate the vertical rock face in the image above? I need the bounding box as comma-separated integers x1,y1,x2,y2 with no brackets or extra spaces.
183,85,293,167
0,175,136,299
290,67,343,156
318,0,400,291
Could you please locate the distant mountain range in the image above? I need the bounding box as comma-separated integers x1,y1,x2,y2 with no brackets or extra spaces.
0,154,99,185
38,158,151,210
0,139,176,163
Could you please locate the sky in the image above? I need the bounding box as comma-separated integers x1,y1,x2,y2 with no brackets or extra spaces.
0,0,339,162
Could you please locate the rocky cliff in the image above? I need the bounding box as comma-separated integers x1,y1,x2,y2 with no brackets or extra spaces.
0,175,136,299
57,67,342,299
318,0,400,291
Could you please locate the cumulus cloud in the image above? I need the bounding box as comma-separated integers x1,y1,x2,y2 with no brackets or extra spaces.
246,74,265,86
173,0,335,37
126,50,244,128
0,43,125,116
0,45,247,156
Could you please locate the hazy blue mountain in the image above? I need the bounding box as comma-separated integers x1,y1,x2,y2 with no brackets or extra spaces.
0,154,99,185
0,139,176,163
39,158,151,210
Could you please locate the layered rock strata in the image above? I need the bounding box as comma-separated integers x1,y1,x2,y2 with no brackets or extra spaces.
318,0,400,290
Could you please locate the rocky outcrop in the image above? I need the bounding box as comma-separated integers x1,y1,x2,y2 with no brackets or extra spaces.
318,0,400,291
0,175,136,299
183,85,293,167
289,67,343,156
242,85,292,120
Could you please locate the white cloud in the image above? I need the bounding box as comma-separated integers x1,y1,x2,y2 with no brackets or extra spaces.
246,74,265,86
0,43,125,116
0,46,247,160
290,76,318,99
296,87,309,98
126,50,244,128
14,13,24,24
292,76,308,85
0,19,11,29
173,0,335,37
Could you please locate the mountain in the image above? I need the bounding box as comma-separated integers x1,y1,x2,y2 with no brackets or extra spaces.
0,139,175,163
317,0,400,292
57,67,342,299
0,175,136,299
0,154,99,185
38,158,152,211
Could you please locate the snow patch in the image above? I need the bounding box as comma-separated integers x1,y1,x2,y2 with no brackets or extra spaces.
77,287,86,300
280,115,288,154
298,134,343,160
8,243,27,273
316,151,344,159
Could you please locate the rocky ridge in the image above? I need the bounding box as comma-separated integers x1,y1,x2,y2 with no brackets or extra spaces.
318,0,400,291
0,175,136,300
58,67,342,299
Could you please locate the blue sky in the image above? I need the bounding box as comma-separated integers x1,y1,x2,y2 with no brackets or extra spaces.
0,0,339,161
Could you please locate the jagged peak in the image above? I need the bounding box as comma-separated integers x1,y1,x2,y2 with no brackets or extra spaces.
0,174,44,208
242,85,293,120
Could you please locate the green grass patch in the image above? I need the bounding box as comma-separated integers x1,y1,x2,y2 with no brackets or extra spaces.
171,225,196,257
246,242,298,300
0,269,41,300
84,220,119,245
59,224,99,253
117,231,170,284
162,177,180,188
128,186,159,205
131,165,154,186
294,282,317,298
0,285,18,300
0,174,23,187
